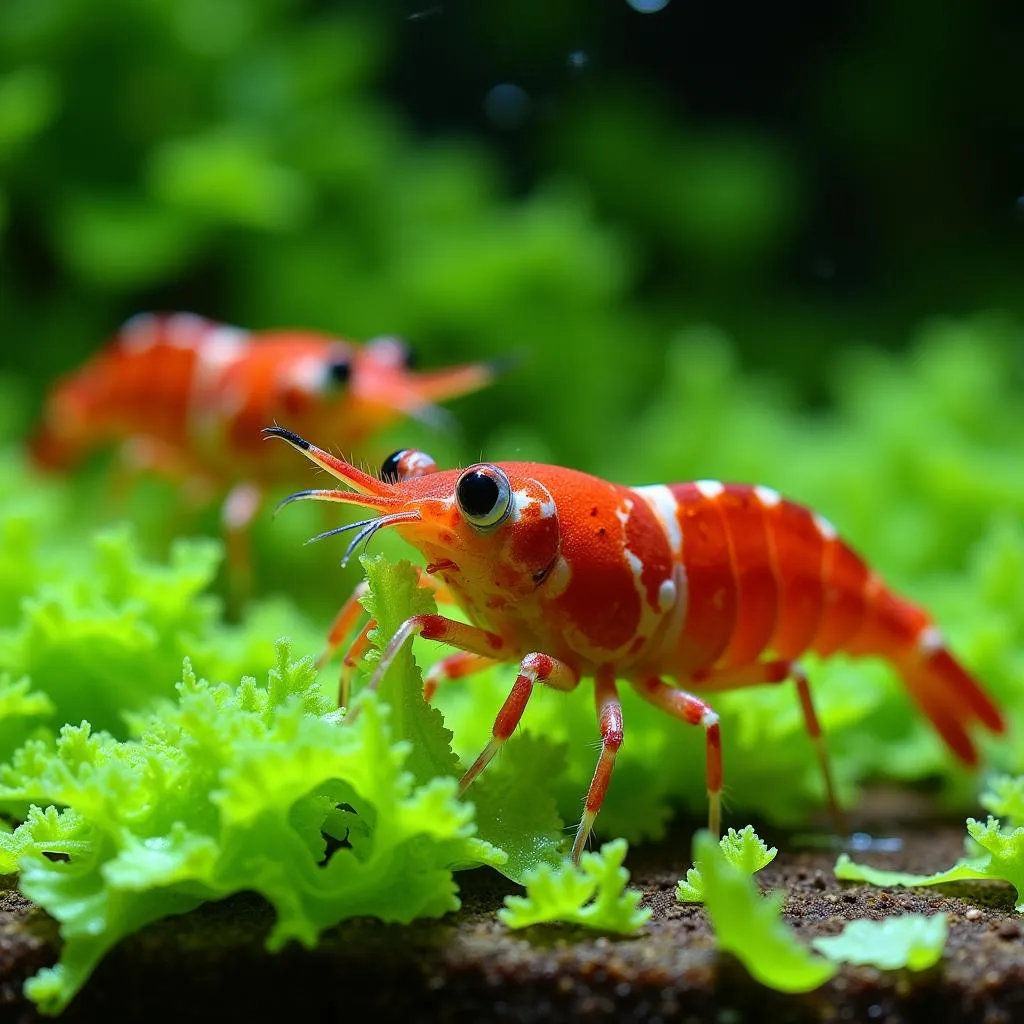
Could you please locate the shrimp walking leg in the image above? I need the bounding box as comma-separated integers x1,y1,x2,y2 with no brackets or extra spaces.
319,580,371,671
458,653,579,795
324,571,459,705
572,666,624,863
345,614,508,726
791,664,847,834
423,652,500,702
690,659,845,834
633,677,723,839
221,481,262,616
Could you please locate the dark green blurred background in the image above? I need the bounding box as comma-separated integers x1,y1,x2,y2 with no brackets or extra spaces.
2,0,1022,518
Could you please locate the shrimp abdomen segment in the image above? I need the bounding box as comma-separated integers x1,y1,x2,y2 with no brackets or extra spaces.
713,486,778,668
673,482,834,672
669,481,1003,763
670,482,738,671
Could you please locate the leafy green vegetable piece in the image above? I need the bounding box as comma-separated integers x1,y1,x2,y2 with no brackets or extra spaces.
835,816,1024,911
465,732,567,882
356,555,566,880
498,838,650,933
358,554,460,784
811,914,948,971
0,641,493,1015
359,554,572,879
0,462,331,757
0,804,91,872
677,825,777,902
694,830,837,993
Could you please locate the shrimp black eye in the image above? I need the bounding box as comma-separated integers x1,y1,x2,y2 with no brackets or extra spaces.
326,358,351,386
380,450,405,484
402,346,418,371
456,465,512,530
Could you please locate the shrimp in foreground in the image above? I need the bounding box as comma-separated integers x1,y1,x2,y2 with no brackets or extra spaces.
267,426,1005,863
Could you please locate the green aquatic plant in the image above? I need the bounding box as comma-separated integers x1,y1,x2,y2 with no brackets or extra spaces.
694,832,948,992
0,451,324,753
497,838,650,933
692,829,837,993
835,778,1024,913
676,825,778,902
836,818,1024,912
980,774,1024,826
0,675,53,755
0,550,567,1013
0,643,498,1014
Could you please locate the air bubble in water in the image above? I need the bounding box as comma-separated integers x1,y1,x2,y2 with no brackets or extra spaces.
626,0,671,13
848,832,903,854
567,50,590,71
483,83,530,130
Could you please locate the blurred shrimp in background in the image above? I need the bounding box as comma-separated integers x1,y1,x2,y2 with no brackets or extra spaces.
29,311,504,606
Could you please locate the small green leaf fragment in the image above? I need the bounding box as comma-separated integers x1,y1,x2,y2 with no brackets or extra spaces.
695,830,837,993
676,825,777,902
498,838,650,934
675,866,705,904
358,555,460,785
834,853,988,891
812,914,948,971
835,816,1024,912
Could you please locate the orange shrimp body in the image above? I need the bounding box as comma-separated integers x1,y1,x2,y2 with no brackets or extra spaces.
31,312,498,487
268,427,1005,862
30,313,501,600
